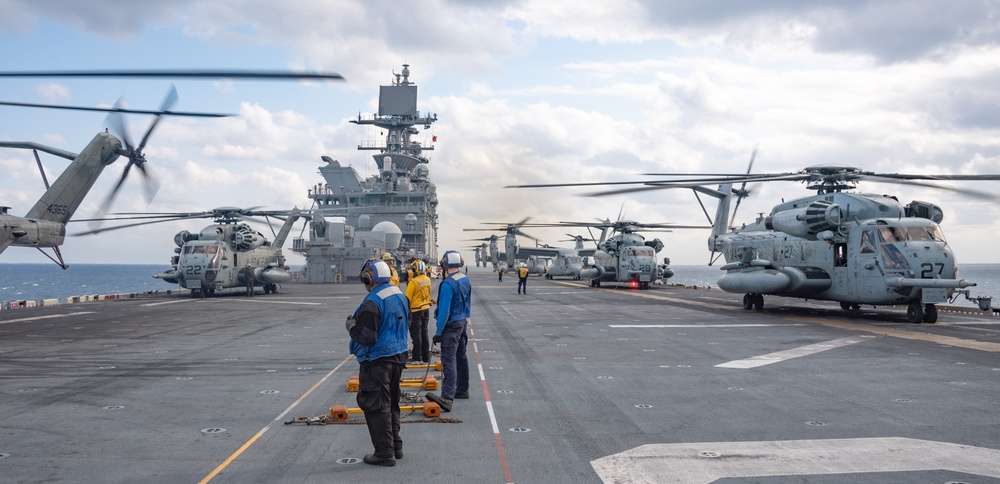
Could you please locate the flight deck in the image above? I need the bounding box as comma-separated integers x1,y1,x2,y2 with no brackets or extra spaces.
1,272,999,483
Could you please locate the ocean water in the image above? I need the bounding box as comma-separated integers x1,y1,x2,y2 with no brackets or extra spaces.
0,264,176,304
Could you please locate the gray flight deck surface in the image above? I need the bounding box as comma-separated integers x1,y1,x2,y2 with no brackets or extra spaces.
1,271,999,483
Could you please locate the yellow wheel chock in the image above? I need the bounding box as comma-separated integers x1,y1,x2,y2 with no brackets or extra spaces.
329,401,441,420
405,360,443,371
346,374,438,392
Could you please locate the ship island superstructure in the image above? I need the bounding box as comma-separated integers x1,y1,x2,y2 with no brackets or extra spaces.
293,64,439,282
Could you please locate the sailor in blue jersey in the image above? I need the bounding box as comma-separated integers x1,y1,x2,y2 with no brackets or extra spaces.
346,259,410,467
425,250,471,412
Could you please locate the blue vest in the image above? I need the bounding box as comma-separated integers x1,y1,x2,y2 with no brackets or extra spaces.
441,273,472,323
350,284,410,362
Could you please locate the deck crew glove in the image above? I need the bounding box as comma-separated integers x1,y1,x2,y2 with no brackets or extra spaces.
345,316,357,333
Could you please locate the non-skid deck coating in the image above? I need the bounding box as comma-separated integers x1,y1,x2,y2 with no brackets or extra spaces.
1,271,999,483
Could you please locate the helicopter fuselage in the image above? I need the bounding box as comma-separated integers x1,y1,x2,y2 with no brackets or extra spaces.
580,233,658,289
712,190,975,321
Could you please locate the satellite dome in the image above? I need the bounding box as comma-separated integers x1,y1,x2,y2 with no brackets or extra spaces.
358,214,372,230
372,221,403,249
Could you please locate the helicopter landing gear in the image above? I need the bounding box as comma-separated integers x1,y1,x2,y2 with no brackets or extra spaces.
839,302,860,312
263,283,278,294
906,302,924,323
923,304,938,324
742,293,764,310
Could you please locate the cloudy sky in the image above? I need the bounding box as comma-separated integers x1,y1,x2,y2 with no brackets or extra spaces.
2,0,1000,269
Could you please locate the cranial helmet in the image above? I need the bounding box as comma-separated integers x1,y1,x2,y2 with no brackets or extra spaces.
441,250,463,268
360,259,392,286
381,252,394,262
412,260,427,275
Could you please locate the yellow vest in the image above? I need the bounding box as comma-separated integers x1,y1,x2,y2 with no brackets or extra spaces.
518,267,529,278
389,266,400,287
405,274,432,311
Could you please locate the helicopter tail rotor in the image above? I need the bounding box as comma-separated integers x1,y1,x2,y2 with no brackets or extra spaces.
94,85,180,226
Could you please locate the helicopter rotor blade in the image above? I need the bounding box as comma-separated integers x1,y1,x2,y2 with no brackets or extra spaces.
730,144,759,227
855,175,1000,202
0,100,231,117
73,215,195,236
0,69,345,81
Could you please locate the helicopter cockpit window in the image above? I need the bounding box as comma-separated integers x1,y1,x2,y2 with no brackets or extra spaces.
907,227,932,241
860,229,877,254
877,226,907,243
192,246,206,254
881,244,910,270
926,226,946,242
205,245,219,254
182,246,192,254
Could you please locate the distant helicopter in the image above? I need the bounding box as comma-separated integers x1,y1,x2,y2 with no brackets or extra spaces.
514,234,596,280
513,163,999,321
75,207,304,297
464,218,538,270
0,87,228,267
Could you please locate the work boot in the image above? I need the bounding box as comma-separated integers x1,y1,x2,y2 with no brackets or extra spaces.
425,392,453,412
454,390,469,399
363,454,396,466
394,448,404,459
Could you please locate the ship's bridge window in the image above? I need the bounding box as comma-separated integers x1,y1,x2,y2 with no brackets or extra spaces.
860,229,877,254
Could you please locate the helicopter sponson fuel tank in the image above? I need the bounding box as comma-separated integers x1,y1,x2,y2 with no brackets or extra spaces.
718,264,832,296
253,264,292,284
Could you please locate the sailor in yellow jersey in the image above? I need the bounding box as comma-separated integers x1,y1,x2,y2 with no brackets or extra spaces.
381,252,400,287
404,259,433,363
517,262,529,295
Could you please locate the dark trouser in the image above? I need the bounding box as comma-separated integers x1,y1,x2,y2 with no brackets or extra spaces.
518,277,527,294
440,319,469,399
357,356,405,458
498,272,503,282
409,309,430,362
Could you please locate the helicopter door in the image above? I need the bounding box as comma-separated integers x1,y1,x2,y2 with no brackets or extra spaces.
854,228,883,302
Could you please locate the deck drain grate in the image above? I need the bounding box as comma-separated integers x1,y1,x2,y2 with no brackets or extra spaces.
509,427,531,432
103,405,125,410
201,428,226,434
698,451,721,458
336,458,361,465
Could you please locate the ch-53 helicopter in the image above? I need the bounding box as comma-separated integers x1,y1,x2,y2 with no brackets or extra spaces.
463,217,537,270
0,68,343,267
524,219,701,289
0,87,231,267
75,207,305,297
512,162,999,322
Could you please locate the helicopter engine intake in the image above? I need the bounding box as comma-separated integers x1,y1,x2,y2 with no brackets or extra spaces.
765,200,843,239
230,228,265,251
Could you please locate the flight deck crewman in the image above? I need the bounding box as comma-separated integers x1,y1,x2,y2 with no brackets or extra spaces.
424,250,471,412
381,252,400,287
405,260,432,363
346,259,410,467
517,263,529,295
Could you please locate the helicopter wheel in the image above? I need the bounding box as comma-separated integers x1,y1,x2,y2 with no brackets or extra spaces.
190,290,198,298
263,284,272,295
206,287,215,297
742,293,753,310
753,293,764,311
906,302,924,323
199,288,207,299
923,304,938,324
840,301,851,311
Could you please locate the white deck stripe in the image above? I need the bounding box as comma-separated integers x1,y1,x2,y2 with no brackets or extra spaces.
0,311,95,324
485,401,500,434
715,337,865,369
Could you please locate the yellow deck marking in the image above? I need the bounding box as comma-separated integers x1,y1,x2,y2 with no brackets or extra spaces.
199,355,354,483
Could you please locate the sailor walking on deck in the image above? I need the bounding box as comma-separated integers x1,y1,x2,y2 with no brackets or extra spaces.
425,250,471,412
405,260,432,363
346,259,410,466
